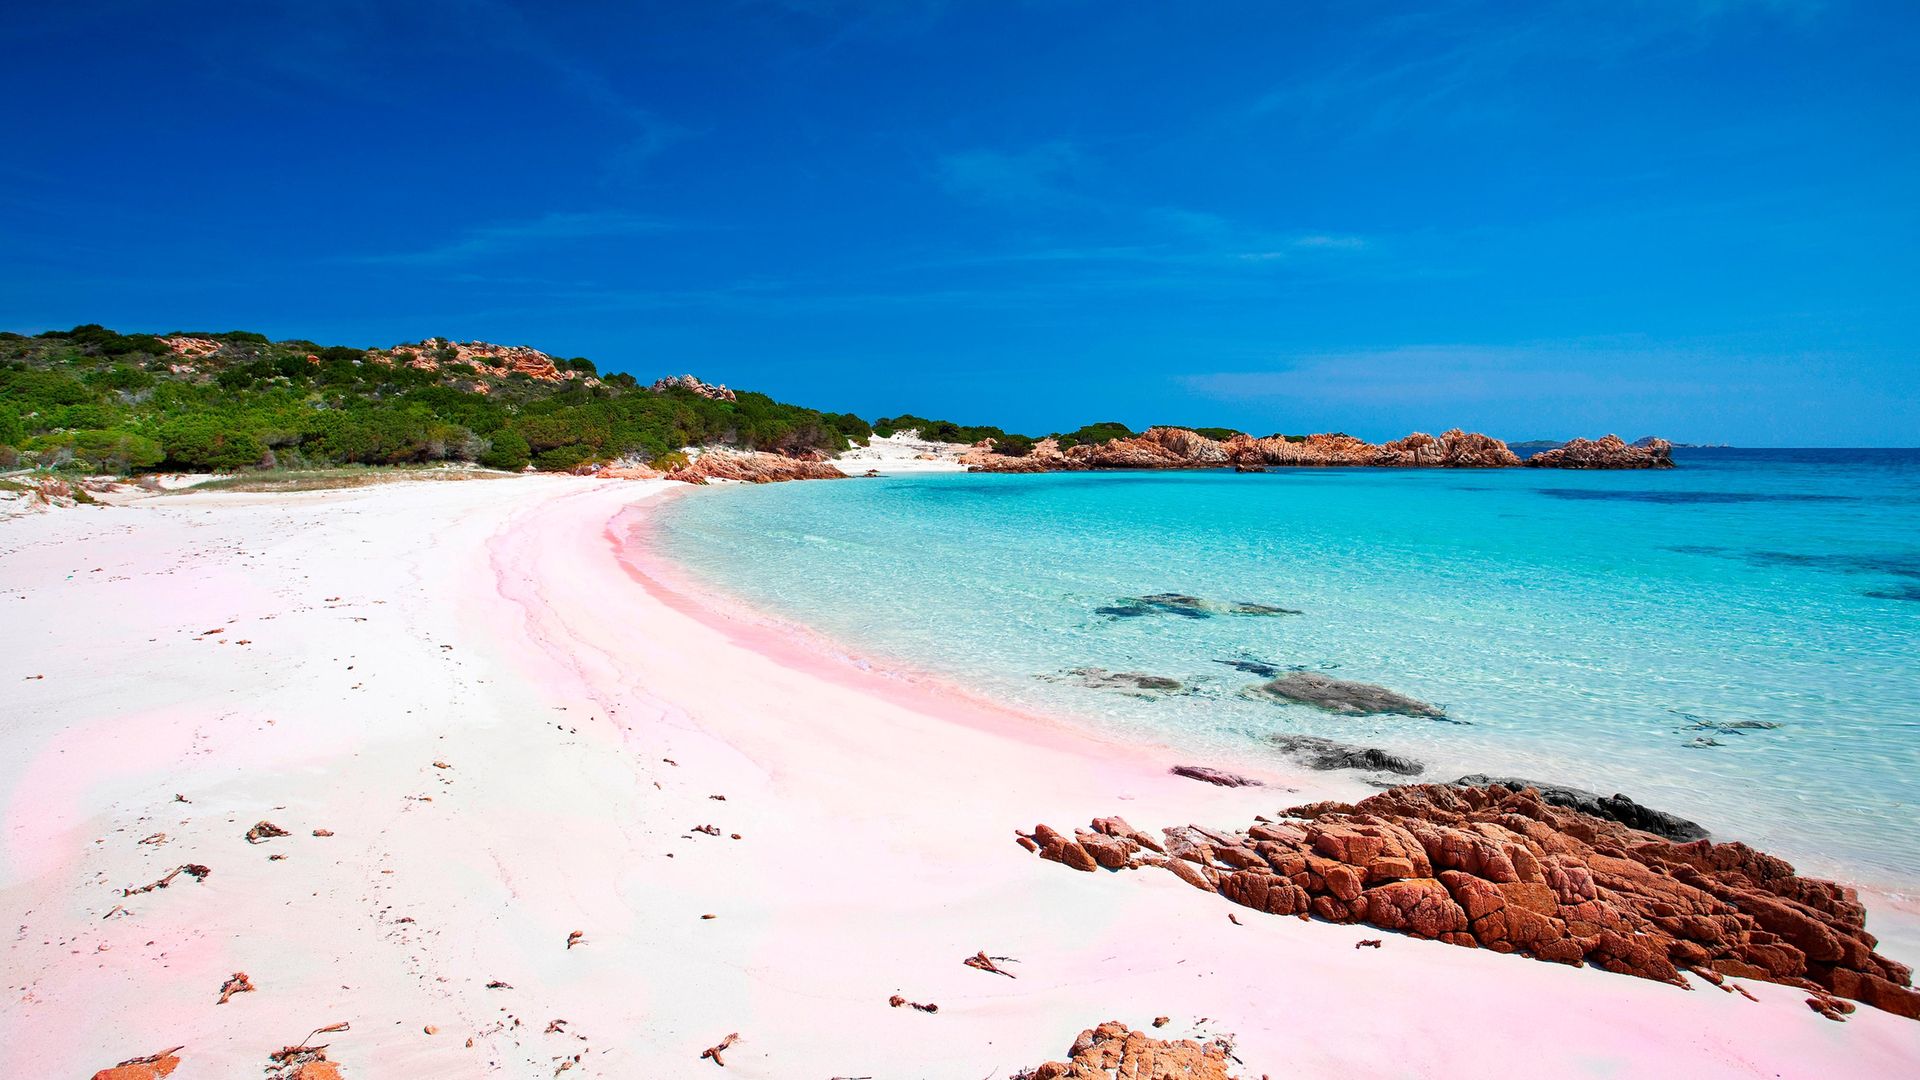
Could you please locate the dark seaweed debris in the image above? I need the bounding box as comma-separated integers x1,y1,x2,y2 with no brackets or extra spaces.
1097,593,1301,619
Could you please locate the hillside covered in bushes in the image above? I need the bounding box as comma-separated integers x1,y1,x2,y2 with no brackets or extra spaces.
0,325,881,474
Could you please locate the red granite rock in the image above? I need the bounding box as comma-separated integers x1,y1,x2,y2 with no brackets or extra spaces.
1019,1020,1240,1079
1020,782,1920,1019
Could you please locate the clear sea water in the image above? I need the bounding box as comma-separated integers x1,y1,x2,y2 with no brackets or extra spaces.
651,450,1920,890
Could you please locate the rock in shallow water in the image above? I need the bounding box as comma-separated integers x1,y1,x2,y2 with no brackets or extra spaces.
1449,775,1708,842
1097,593,1300,619
1054,667,1185,695
1247,672,1447,719
1273,734,1425,776
1023,783,1920,1020
1171,764,1262,787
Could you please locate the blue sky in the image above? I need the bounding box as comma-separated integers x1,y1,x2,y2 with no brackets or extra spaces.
3,1,1915,444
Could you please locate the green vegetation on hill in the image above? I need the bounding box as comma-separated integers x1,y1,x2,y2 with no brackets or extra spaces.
1,323,1260,478
0,325,877,474
872,415,1143,456
872,414,1023,450
1050,422,1135,450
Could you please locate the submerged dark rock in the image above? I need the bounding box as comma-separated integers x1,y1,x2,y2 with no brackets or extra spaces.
1214,658,1281,678
1058,667,1184,695
1682,718,1782,734
1246,672,1447,720
1450,774,1708,842
1098,593,1300,619
1227,601,1303,616
1170,765,1261,788
1272,735,1425,776
1130,593,1212,618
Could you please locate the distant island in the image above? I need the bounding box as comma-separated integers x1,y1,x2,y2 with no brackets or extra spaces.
0,324,1672,482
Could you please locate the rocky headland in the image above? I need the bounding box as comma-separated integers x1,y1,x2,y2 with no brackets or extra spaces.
959,426,1674,474
1020,782,1920,1020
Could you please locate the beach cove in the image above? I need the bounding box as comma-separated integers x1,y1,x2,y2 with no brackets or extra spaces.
3,475,1917,1077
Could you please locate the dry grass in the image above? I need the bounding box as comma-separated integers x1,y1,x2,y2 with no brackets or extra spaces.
183,466,516,494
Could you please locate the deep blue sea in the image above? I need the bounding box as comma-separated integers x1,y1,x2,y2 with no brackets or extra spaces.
653,449,1920,889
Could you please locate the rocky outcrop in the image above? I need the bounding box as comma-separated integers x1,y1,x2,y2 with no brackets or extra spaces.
161,336,221,359
958,439,1056,472
650,374,737,402
1273,735,1425,776
1015,1021,1241,1079
962,426,1544,473
1020,783,1920,1019
957,426,1683,473
1373,429,1522,467
1224,428,1520,468
667,450,847,484
379,338,578,384
1525,434,1674,469
1068,426,1234,468
1245,672,1446,719
1449,776,1707,842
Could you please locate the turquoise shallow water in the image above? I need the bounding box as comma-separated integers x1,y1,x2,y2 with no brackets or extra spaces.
652,450,1920,889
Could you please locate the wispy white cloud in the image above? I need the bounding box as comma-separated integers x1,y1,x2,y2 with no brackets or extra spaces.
1237,234,1370,260
354,211,681,266
1251,0,1830,138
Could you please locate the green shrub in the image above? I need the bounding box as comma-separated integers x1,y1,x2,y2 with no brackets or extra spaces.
533,443,596,472
70,429,165,472
480,429,531,471
160,414,266,470
1056,422,1133,446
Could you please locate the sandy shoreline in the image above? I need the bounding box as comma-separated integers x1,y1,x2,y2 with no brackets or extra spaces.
2,476,1916,1077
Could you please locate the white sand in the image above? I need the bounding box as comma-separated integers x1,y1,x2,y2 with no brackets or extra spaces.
830,430,969,474
1,477,1915,1077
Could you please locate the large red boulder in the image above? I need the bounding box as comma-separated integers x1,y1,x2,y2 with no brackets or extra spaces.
1019,782,1920,1019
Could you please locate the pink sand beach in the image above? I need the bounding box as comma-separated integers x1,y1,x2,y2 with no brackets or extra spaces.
3,476,1916,1077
